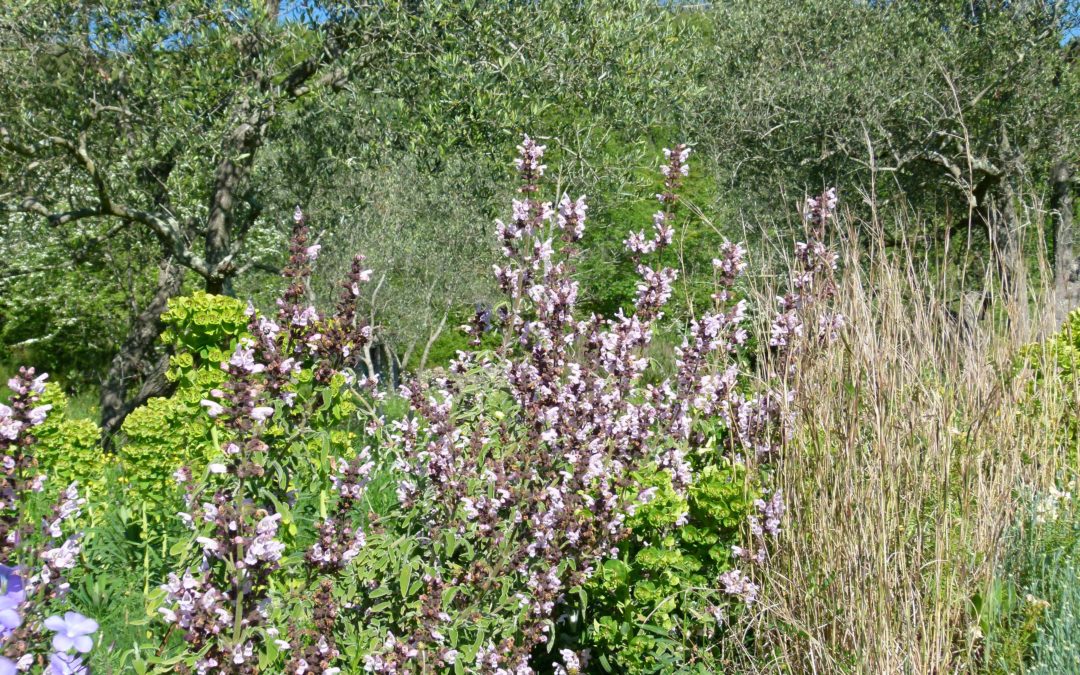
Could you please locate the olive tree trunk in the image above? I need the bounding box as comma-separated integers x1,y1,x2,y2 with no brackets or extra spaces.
99,258,185,444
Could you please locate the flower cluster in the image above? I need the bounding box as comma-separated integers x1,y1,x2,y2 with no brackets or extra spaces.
161,208,375,674
0,370,97,674
718,569,759,606
307,450,373,573
770,188,844,365
716,189,843,604
1,369,51,550
283,580,342,675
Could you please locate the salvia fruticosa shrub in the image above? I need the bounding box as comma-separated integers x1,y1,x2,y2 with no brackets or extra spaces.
2,137,842,674
559,154,843,671
1,369,100,674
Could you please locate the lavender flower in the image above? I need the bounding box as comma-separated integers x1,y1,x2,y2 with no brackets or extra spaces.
719,569,759,605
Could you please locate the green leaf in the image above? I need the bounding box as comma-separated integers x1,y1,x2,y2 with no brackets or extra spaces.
442,585,458,607
169,540,189,557
398,562,412,597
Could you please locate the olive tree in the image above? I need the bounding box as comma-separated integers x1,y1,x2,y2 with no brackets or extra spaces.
689,0,1079,316
0,0,702,435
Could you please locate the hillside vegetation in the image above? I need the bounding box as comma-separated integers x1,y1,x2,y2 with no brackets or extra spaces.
0,2,1078,673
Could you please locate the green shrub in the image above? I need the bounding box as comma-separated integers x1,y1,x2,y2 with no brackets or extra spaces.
982,487,1080,673
571,458,761,673
1023,309,1080,379
33,382,109,505
118,292,249,508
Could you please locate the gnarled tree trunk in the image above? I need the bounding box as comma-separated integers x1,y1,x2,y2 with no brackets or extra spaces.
99,257,185,444
1053,160,1077,326
990,177,1028,312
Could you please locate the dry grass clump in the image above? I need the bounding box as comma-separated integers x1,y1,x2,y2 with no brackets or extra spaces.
749,220,1075,674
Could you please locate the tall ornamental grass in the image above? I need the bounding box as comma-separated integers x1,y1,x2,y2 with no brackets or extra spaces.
748,219,1073,673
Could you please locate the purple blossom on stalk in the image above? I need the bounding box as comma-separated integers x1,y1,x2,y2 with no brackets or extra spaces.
712,241,748,303
556,194,587,242
755,490,785,537
719,569,759,605
768,188,843,371
717,189,843,614
624,230,656,255
5,372,47,397
0,370,98,669
657,144,690,206
804,187,838,227
307,451,374,573
162,206,375,673
513,135,547,191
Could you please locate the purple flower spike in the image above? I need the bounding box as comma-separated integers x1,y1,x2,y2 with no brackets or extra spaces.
49,651,89,675
44,611,99,653
0,656,16,675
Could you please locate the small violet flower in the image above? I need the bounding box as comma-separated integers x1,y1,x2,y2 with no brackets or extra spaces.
48,651,89,675
44,611,99,653
0,564,24,638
